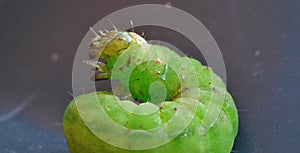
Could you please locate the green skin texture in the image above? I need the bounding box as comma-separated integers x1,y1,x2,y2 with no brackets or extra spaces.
64,31,238,153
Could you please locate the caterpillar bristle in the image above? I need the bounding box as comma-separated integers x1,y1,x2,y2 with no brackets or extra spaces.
130,20,134,32
89,27,100,37
99,30,106,35
83,60,100,70
113,25,118,31
107,19,118,31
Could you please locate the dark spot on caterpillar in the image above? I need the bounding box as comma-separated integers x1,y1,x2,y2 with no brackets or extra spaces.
136,78,140,80
169,95,175,101
170,84,182,100
212,87,218,93
181,67,185,71
126,56,132,67
118,56,132,71
181,87,189,93
138,90,144,95
174,107,177,111
133,98,143,105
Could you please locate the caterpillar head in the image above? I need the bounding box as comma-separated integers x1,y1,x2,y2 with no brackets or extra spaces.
89,29,147,60
86,29,147,80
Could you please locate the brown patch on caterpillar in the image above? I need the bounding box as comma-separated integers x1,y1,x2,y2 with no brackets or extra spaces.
138,90,144,97
170,84,182,100
159,106,163,111
128,144,131,149
118,56,132,71
136,58,142,63
212,86,218,93
155,58,162,64
126,56,132,67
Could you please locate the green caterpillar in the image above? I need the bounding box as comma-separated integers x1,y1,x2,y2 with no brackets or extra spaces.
63,29,238,153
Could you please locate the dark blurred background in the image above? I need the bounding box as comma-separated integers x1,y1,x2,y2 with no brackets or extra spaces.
0,0,299,153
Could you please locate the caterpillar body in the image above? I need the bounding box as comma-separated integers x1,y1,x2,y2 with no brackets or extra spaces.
63,29,238,153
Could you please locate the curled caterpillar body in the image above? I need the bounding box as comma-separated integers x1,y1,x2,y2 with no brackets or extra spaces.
64,29,238,153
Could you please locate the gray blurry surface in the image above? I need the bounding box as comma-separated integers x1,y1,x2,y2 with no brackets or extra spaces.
0,0,299,153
